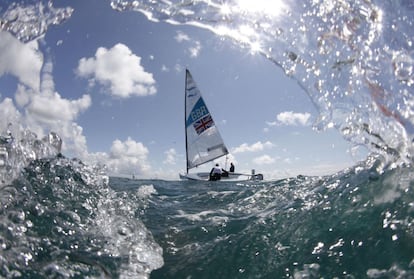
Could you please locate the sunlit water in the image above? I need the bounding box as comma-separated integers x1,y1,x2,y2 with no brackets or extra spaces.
1,0,414,278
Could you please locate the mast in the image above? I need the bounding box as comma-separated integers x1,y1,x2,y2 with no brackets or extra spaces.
184,69,190,174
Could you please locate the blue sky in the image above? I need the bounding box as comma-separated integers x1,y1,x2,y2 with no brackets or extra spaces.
0,0,366,180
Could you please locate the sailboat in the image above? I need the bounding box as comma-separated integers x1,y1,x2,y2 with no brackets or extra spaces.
179,69,264,181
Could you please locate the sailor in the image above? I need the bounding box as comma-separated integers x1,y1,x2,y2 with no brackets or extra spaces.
209,163,222,181
229,162,235,173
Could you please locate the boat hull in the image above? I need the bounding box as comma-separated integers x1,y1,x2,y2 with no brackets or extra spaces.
179,172,264,181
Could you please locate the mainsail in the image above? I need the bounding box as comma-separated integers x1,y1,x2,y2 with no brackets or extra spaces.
185,69,228,172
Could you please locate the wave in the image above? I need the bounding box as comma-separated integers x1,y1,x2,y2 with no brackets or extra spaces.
0,125,62,186
142,165,414,278
0,121,163,278
1,149,413,277
0,153,163,278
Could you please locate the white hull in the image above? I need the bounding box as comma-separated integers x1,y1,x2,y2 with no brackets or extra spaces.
179,172,264,181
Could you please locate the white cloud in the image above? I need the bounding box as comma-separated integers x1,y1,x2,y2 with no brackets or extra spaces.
87,138,151,177
189,41,201,58
0,31,42,91
0,34,153,177
232,141,274,153
110,138,148,158
253,154,275,165
174,31,190,42
279,111,311,126
24,94,90,158
40,59,55,95
64,124,88,158
14,85,90,157
11,55,92,158
0,94,90,159
0,98,22,133
268,111,311,126
163,148,177,165
27,90,91,123
174,31,201,58
16,60,92,124
76,43,156,98
0,40,92,157
89,137,151,175
283,157,299,165
174,63,183,73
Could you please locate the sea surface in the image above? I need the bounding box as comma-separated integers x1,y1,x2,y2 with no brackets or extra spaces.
2,0,414,278
1,153,414,278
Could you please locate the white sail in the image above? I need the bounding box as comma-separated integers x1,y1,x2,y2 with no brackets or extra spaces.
185,69,228,172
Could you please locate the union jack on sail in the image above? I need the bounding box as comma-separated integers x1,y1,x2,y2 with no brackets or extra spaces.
193,114,214,135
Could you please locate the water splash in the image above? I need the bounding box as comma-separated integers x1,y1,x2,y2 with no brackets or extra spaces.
0,154,163,278
0,1,73,43
0,124,62,186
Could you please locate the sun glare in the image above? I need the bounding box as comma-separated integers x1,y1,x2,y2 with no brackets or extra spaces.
219,3,232,16
249,41,263,54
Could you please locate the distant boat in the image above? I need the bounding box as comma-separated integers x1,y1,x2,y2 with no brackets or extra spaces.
179,69,263,181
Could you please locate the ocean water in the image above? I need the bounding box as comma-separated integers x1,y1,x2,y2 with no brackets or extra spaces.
1,0,414,278
1,153,414,278
119,166,414,278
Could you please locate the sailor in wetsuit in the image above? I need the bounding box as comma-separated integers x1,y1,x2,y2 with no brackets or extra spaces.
229,162,235,172
209,163,222,181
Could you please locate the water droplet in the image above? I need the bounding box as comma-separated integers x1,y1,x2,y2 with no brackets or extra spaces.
392,51,414,84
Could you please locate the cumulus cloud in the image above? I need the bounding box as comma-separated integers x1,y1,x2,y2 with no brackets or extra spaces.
174,31,202,58
76,43,156,98
27,90,91,124
267,111,311,126
0,30,92,157
174,31,190,42
188,41,201,58
174,63,183,73
163,148,177,165
0,93,90,158
15,87,89,156
16,60,91,124
0,98,22,133
232,141,274,154
253,154,275,165
10,56,92,157
0,31,42,90
110,138,148,158
0,33,152,176
88,137,151,175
